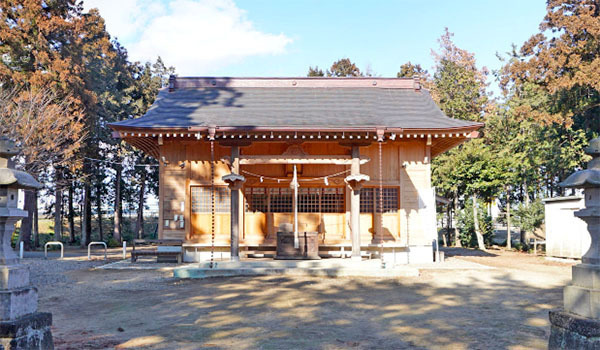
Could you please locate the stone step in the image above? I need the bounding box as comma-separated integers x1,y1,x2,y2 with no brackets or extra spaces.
173,265,419,279
191,259,386,269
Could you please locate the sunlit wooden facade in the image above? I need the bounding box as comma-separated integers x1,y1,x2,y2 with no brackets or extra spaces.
110,77,482,263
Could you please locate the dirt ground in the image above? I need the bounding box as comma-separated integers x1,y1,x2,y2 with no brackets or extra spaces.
33,248,574,350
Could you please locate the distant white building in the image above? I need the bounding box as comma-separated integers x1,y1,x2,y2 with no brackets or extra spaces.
543,196,589,259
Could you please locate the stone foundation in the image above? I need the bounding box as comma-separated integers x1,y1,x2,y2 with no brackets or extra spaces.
0,312,53,350
549,309,600,349
183,245,434,264
564,264,600,318
406,246,434,264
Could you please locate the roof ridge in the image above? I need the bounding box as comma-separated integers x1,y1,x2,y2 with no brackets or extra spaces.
168,76,421,91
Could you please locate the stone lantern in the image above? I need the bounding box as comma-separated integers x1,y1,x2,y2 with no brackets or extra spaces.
549,137,600,348
0,137,53,349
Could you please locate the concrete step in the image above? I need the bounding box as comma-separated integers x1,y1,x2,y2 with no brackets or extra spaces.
191,259,386,269
173,264,419,279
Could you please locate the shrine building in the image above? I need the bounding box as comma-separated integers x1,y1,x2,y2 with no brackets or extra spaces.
109,76,482,264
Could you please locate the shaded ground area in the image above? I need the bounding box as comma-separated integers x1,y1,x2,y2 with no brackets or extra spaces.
32,248,574,350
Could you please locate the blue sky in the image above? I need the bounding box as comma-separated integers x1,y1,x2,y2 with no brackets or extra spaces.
229,0,546,78
84,0,547,91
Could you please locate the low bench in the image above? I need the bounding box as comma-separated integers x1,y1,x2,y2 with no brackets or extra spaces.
241,245,277,258
182,244,278,259
131,239,183,263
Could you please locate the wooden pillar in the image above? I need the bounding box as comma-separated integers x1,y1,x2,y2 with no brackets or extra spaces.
230,146,240,261
350,146,361,260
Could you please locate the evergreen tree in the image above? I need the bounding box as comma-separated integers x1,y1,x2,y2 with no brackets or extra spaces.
307,66,324,77
327,58,362,77
430,29,498,250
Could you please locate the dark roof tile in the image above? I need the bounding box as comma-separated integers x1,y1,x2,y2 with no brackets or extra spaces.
110,79,481,131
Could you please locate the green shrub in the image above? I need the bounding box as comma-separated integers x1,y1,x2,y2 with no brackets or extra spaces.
514,199,545,235
10,229,19,248
456,198,494,248
106,237,121,248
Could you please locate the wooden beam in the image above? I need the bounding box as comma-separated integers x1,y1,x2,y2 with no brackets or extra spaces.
231,155,370,165
218,140,253,147
338,141,372,148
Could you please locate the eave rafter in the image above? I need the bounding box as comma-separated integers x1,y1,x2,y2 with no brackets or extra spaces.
111,127,481,160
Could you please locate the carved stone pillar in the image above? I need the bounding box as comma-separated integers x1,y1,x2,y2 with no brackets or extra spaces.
549,138,600,348
0,137,53,349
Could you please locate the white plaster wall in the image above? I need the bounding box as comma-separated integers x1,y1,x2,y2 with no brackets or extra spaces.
544,196,589,259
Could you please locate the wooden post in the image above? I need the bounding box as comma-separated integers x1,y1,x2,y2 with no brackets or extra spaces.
230,146,240,261
350,146,361,260
292,165,299,249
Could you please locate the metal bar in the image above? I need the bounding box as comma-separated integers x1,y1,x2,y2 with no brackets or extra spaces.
88,242,107,260
44,241,63,259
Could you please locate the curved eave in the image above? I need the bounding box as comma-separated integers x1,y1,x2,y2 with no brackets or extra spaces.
560,170,600,189
0,169,42,190
122,136,160,159
109,123,483,160
108,123,483,134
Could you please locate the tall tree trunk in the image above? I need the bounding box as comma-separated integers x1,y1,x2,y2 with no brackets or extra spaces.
81,183,91,248
524,179,530,206
559,171,565,196
113,167,122,242
68,182,76,243
472,194,486,250
520,228,527,247
506,194,512,250
442,205,450,247
19,190,35,251
135,171,146,239
96,185,103,241
33,192,39,248
54,170,63,242
453,191,461,247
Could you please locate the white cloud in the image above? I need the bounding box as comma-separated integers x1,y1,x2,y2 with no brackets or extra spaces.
83,0,292,75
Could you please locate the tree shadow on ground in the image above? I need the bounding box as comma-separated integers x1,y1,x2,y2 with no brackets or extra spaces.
442,247,497,257
43,263,567,350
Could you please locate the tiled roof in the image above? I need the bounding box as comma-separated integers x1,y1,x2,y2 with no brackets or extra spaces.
110,77,482,131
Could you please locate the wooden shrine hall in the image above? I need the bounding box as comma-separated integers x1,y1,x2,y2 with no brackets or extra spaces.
109,76,482,264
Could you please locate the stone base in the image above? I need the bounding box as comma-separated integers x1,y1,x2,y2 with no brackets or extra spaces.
0,266,30,290
549,309,600,349
0,287,38,321
0,312,53,350
564,264,600,318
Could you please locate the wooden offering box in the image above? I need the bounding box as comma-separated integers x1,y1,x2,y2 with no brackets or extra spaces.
276,231,320,260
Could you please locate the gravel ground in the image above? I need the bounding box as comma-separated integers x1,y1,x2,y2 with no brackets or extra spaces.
23,258,110,286
27,248,576,350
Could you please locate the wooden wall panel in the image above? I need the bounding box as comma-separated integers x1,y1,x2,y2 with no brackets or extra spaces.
243,212,268,243
242,143,287,179
190,213,230,243
159,141,187,239
361,143,400,183
158,139,435,247
188,142,230,185
302,143,347,177
399,139,432,246
321,213,346,243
